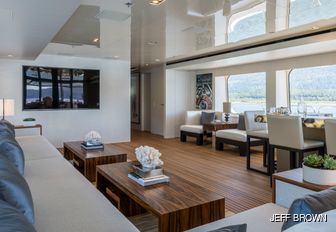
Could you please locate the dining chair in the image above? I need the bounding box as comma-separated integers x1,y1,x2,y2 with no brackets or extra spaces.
267,114,324,185
325,119,336,156
244,111,269,175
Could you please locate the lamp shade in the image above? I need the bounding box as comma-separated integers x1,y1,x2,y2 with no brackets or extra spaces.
223,102,231,113
0,99,15,118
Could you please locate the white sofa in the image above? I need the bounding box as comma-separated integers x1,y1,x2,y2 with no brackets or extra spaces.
17,135,139,232
187,203,287,232
180,110,223,145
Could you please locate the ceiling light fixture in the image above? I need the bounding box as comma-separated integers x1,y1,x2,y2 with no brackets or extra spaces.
114,55,120,59
145,64,149,66
93,38,99,43
155,59,160,62
7,54,13,58
149,0,166,6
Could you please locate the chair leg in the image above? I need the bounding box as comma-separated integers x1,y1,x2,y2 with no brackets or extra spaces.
239,144,247,157
180,132,187,142
196,134,204,146
263,140,268,167
246,136,251,170
289,151,297,169
298,151,304,168
318,147,325,156
216,140,224,151
269,145,275,186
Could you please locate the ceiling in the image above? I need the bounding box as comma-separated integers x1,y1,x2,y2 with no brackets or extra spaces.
0,0,80,59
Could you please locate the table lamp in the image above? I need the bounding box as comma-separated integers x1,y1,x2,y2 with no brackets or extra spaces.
0,99,15,120
223,102,231,122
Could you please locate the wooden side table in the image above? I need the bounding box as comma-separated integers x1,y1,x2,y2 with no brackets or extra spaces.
64,141,127,182
15,124,43,135
272,168,332,208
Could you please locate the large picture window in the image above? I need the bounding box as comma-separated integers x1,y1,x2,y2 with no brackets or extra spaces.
228,72,266,113
289,65,336,115
289,0,336,28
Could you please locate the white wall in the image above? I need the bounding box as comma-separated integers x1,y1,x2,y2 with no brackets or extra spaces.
165,69,195,138
0,54,130,147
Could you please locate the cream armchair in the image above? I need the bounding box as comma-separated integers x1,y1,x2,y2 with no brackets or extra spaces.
180,111,222,145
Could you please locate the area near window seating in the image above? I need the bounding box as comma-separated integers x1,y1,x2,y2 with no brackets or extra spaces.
1,0,336,232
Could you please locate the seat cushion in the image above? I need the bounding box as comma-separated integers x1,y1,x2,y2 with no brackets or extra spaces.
187,203,287,232
282,187,336,231
181,125,204,134
0,138,25,175
0,199,36,232
200,112,215,125
303,139,324,149
247,130,269,139
0,156,34,224
216,129,248,142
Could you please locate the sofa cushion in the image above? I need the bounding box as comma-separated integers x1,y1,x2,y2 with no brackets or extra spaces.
0,199,36,232
181,125,204,134
0,119,15,136
237,114,246,130
0,138,25,175
208,224,247,232
201,112,215,125
217,129,248,142
282,187,336,231
0,155,34,224
284,209,336,232
187,203,287,232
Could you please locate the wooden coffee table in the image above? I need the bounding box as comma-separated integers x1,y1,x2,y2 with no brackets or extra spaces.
63,141,127,182
96,162,225,232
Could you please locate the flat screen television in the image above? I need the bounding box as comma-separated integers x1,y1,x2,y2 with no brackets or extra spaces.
23,66,100,110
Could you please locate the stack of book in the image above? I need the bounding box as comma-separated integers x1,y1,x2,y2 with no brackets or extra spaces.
128,162,169,187
128,172,170,187
81,141,104,150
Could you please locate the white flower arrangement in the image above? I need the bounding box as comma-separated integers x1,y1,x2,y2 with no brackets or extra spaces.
84,131,102,145
135,146,164,169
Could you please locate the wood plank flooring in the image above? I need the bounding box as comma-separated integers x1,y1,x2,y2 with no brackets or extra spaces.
113,130,272,214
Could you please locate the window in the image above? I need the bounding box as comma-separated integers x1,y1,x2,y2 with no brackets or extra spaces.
289,0,336,28
228,2,266,43
228,72,266,113
289,65,336,115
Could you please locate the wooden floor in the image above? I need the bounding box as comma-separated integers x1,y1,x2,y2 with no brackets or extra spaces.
113,130,272,214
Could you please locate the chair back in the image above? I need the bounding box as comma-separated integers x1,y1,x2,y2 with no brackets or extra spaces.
185,111,202,125
268,114,304,149
325,119,336,155
244,111,267,132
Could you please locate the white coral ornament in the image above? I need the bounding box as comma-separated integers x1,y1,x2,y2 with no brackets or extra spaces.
84,131,102,145
135,146,164,169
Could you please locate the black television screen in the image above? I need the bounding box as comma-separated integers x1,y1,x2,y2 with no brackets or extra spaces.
23,66,100,110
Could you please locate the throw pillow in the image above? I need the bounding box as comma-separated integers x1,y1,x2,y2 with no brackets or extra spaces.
282,187,336,231
237,114,246,130
0,138,25,175
208,224,247,232
0,199,36,231
0,119,15,136
0,155,34,224
200,112,216,125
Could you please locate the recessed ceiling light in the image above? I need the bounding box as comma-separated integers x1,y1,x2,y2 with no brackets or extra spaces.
149,0,166,6
7,54,13,58
114,55,120,59
93,38,99,43
311,26,320,30
145,64,149,66
155,59,160,62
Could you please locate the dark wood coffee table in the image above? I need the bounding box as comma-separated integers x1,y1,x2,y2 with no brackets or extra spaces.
96,162,225,232
63,141,127,182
